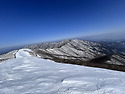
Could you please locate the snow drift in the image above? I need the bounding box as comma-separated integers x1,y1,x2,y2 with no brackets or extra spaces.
0,49,125,94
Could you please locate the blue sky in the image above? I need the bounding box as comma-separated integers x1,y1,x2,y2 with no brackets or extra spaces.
0,0,125,48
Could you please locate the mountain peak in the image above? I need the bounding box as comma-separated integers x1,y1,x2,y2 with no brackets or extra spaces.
1,39,125,72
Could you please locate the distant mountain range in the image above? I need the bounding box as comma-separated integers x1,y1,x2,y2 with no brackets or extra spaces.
78,31,125,41
1,39,125,71
26,39,125,71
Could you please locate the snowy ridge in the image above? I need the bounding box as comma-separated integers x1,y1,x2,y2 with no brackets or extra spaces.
0,50,18,62
26,39,125,71
1,39,125,71
28,39,108,61
16,49,32,58
0,49,125,94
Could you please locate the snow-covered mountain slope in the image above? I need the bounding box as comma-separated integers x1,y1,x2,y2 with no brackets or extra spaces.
0,39,125,71
99,41,125,55
0,49,125,94
0,50,18,62
0,49,36,62
27,39,125,71
28,39,109,61
106,54,125,65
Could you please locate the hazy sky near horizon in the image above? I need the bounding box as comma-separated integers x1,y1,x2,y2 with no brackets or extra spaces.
0,0,125,48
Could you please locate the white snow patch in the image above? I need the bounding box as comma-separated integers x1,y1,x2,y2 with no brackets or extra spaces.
0,49,125,94
16,49,32,58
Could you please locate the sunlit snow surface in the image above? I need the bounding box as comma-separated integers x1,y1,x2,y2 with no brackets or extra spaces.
0,49,125,94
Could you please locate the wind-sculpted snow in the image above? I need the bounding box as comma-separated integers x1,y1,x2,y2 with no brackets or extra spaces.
16,49,32,58
0,49,125,94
